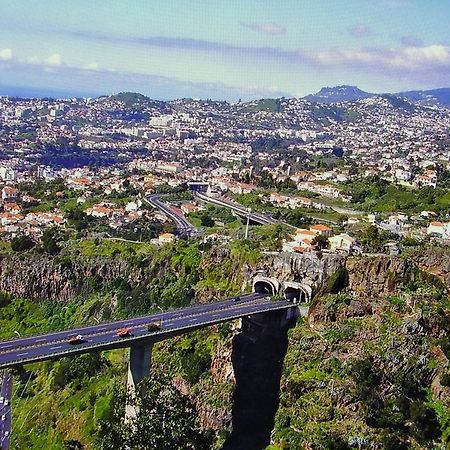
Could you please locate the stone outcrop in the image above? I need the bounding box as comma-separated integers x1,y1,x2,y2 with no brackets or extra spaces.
173,376,232,430
1,249,449,305
346,256,409,297
244,252,347,295
0,254,145,302
412,248,450,289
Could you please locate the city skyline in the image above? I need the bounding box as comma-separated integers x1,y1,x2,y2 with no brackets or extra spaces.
0,0,449,100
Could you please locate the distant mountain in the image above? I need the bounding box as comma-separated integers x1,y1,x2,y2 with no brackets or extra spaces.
304,85,450,107
304,85,374,103
396,88,450,107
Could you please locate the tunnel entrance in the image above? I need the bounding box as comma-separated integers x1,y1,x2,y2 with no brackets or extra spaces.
254,281,274,295
253,277,280,296
284,286,302,303
282,282,311,304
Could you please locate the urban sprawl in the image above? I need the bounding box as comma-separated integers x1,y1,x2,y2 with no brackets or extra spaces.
0,91,449,254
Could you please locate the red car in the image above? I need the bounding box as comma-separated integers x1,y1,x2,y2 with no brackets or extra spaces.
116,327,132,337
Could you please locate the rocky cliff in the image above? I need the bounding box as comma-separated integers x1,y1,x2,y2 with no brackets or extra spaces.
0,254,145,302
1,249,447,305
412,247,450,289
244,252,347,295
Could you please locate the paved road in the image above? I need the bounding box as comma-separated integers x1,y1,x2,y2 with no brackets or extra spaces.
0,293,301,369
330,205,365,216
195,193,288,227
0,371,12,450
144,194,197,236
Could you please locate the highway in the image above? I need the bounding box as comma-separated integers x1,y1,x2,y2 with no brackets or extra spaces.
0,293,301,370
195,192,294,228
0,371,12,450
144,194,197,236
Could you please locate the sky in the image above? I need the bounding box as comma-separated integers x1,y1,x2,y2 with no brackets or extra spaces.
0,0,449,100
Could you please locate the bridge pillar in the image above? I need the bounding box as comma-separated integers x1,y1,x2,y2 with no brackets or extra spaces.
223,308,297,450
125,343,153,421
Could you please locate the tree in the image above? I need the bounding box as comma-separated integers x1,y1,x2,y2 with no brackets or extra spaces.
11,234,35,252
96,375,211,450
360,225,395,253
312,234,329,250
200,213,214,228
41,227,62,255
65,207,89,231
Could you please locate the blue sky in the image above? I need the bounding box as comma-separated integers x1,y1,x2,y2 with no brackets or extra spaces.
0,0,449,100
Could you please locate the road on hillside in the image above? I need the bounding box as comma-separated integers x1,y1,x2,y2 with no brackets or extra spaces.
144,194,198,236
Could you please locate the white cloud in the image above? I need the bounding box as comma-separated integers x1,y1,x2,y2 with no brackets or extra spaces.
85,62,99,70
45,53,62,66
403,45,449,65
310,44,450,74
0,48,12,60
241,22,286,36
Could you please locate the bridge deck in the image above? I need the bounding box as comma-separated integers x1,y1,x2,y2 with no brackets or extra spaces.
195,193,295,228
0,294,300,369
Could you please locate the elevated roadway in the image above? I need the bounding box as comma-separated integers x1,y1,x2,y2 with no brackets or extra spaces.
195,192,285,227
0,293,304,370
144,194,198,237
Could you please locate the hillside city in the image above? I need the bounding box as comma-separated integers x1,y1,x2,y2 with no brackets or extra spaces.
0,88,449,255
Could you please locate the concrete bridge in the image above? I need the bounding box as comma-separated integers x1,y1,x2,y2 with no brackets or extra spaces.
0,277,308,445
195,192,285,227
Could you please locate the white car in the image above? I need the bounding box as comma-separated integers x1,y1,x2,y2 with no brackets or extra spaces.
4,400,9,406
0,396,3,403
1,414,6,421
4,430,9,437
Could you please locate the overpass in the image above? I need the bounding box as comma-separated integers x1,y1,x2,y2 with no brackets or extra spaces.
195,192,282,227
0,293,304,370
143,194,198,237
0,277,308,438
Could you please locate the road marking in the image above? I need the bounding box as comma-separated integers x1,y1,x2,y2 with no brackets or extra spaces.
36,338,47,343
50,346,62,350
189,318,199,322
0,345,13,349
17,352,28,357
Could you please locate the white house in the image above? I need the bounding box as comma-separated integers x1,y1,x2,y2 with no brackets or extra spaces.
328,233,355,252
158,232,176,244
427,221,445,236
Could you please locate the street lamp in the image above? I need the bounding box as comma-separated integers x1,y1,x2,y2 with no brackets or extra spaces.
152,304,164,328
245,207,251,240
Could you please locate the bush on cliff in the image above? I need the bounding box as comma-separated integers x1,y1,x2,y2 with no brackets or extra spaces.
11,234,35,252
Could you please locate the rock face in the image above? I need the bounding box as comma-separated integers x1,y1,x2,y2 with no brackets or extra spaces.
0,254,145,302
173,376,232,430
244,252,347,295
346,256,410,297
1,249,448,304
211,341,235,385
412,248,450,289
